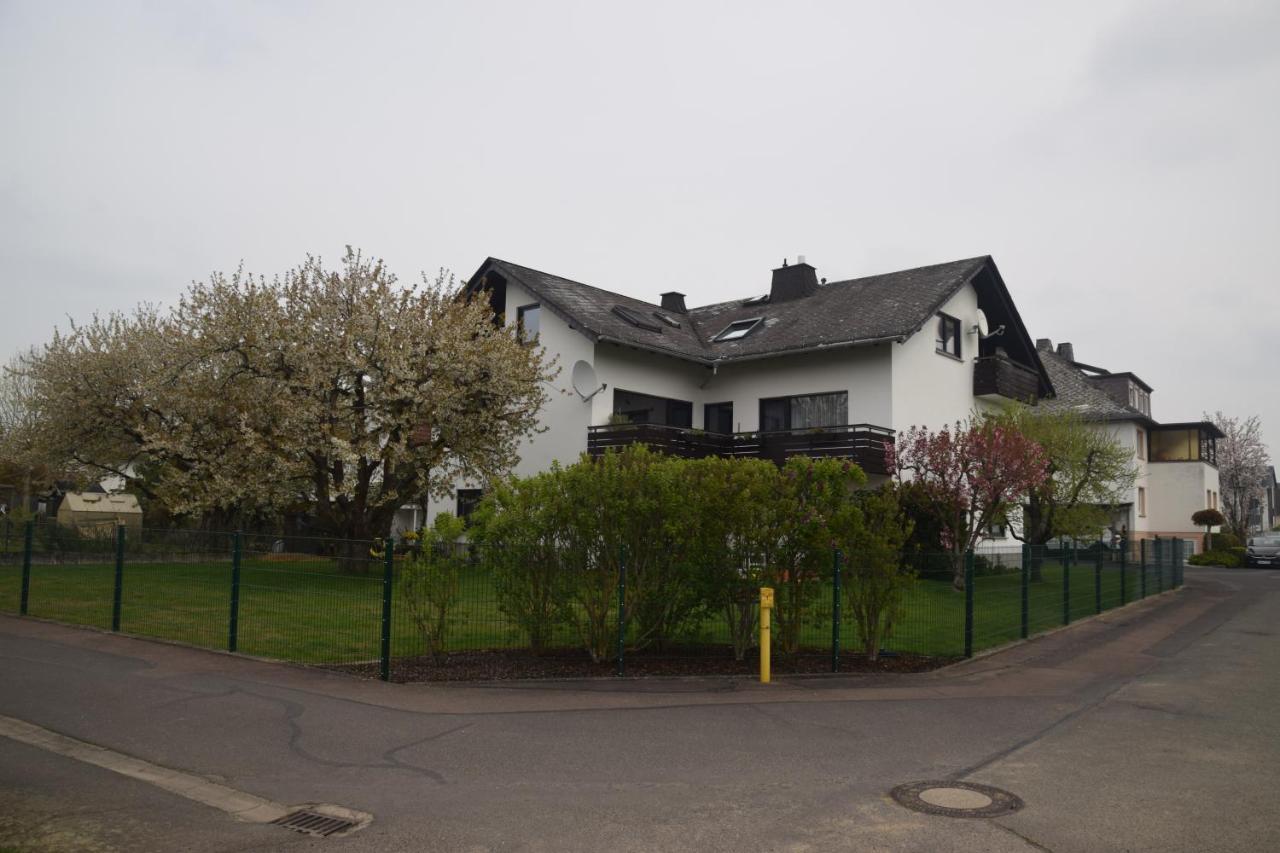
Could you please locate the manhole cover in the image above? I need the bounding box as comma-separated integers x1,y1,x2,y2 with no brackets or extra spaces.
890,781,1024,818
273,810,358,837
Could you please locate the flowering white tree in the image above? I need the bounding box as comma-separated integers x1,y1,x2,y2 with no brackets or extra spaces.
1209,411,1271,537
22,248,553,558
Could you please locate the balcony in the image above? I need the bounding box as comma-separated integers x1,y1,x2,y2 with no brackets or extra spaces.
586,423,896,475
973,355,1041,404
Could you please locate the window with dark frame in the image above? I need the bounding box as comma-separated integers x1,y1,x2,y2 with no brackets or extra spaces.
612,389,693,428
758,391,848,432
456,489,483,524
704,402,734,434
935,313,961,358
516,304,541,344
713,317,763,342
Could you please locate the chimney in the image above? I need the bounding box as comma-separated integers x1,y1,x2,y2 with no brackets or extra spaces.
1056,342,1075,363
1035,338,1053,352
660,292,687,314
770,258,819,303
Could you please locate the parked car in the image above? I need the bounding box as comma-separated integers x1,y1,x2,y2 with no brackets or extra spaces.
1245,534,1280,568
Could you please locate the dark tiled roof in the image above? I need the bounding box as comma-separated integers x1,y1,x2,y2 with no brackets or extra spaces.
1038,348,1149,422
478,256,990,364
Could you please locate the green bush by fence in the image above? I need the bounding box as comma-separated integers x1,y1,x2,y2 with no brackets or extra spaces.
0,518,1191,680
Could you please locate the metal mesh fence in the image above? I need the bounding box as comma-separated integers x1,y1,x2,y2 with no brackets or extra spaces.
0,520,1192,680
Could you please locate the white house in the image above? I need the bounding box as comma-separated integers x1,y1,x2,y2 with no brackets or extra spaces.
401,254,1052,535
1035,340,1222,551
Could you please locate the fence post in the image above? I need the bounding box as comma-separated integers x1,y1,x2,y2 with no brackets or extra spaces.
1173,539,1183,587
1140,539,1147,599
1094,541,1103,614
1120,539,1127,605
1020,544,1030,640
20,520,33,615
963,550,974,658
111,524,125,632
379,538,394,682
1155,539,1164,593
1062,541,1072,625
228,531,242,652
831,549,842,673
616,545,627,677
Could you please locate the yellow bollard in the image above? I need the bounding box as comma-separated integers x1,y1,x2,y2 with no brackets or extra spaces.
760,587,774,684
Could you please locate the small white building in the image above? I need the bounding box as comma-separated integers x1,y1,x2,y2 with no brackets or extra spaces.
402,254,1052,541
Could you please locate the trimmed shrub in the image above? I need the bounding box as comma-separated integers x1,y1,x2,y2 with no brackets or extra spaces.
1209,532,1241,551
1187,549,1242,568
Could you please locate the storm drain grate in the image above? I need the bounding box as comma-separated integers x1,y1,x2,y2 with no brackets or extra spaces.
272,810,357,837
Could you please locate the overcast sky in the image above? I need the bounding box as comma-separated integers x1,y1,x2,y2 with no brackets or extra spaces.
2,1,1278,453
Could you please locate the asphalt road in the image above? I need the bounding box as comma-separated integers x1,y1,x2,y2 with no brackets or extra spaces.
1,567,1277,852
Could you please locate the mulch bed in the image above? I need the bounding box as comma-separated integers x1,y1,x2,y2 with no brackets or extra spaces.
328,647,954,683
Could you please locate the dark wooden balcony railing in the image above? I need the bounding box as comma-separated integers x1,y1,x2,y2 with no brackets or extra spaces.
973,355,1041,404
586,423,896,475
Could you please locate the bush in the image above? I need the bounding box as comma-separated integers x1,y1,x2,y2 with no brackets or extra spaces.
1187,549,1242,568
1208,532,1241,551
398,513,467,663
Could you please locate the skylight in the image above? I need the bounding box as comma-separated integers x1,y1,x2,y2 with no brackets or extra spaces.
611,305,663,332
713,317,763,342
742,294,770,307
652,311,681,328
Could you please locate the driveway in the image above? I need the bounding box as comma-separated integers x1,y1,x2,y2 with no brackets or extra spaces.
1,567,1277,852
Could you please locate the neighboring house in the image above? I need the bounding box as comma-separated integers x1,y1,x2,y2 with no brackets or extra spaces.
400,254,1053,537
55,491,143,537
1035,340,1222,552
1248,466,1277,533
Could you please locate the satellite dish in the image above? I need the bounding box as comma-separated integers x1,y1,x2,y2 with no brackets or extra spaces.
973,309,990,338
570,360,606,401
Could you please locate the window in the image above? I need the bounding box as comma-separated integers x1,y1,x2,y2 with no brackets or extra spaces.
1136,429,1146,460
1138,487,1147,518
517,304,540,344
984,521,1007,539
1128,384,1151,416
759,391,848,432
456,489,483,525
652,311,681,328
713,317,763,342
935,313,961,358
612,389,693,428
612,305,663,332
704,402,734,435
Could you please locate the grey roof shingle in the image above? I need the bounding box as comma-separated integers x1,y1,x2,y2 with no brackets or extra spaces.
480,256,991,364
1038,348,1150,423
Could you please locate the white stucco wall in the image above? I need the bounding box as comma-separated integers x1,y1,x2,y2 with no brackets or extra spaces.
698,345,893,432
1147,461,1219,541
424,278,594,528
889,284,983,433
590,343,710,427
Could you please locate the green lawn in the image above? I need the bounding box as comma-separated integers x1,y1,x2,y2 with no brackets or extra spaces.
0,552,1178,666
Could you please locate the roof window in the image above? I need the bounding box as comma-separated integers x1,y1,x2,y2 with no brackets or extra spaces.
742,294,770,307
611,305,663,333
652,311,681,328
713,317,763,342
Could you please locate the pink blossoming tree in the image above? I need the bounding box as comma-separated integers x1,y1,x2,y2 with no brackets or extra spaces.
892,418,1050,590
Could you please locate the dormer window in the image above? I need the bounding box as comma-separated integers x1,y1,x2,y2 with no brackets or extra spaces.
935,313,961,358
612,305,663,332
713,317,763,342
1128,383,1150,416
